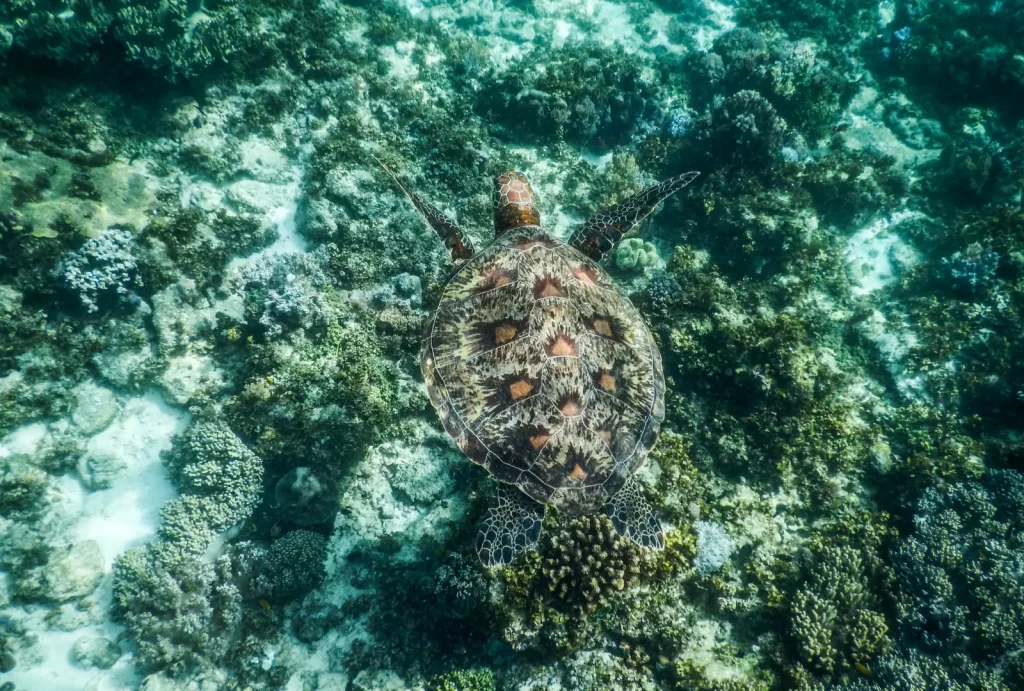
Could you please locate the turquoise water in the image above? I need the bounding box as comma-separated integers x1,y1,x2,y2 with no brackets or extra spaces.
1,0,1024,689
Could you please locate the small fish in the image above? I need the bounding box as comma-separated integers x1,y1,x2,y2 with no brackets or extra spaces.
831,120,851,133
856,662,871,677
258,599,272,611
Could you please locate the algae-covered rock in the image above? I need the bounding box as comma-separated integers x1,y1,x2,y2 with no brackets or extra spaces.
71,635,121,670
43,541,105,601
70,380,118,436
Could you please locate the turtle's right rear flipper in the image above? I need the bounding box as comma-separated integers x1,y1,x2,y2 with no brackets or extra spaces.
477,484,543,567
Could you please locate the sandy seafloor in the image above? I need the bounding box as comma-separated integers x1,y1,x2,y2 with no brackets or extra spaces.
2,0,1024,689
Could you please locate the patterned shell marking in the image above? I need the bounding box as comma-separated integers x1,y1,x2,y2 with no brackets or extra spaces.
422,226,666,515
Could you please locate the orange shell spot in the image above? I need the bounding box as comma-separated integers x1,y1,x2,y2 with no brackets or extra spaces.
568,464,589,481
598,429,612,444
495,276,513,287
529,433,550,449
509,380,534,400
599,373,617,392
573,266,599,284
547,335,577,357
560,399,582,416
495,324,518,344
537,278,563,298
592,318,613,337
507,190,521,202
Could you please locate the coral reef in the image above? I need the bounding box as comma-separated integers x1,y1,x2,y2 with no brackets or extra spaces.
3,0,1024,688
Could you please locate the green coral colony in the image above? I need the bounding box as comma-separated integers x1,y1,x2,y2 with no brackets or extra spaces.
1,0,1023,689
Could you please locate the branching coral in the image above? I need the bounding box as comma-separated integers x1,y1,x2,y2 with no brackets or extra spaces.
889,471,1024,663
540,514,656,611
477,42,663,146
56,227,141,313
687,29,853,139
790,545,890,675
427,669,496,691
160,420,263,554
226,313,403,473
693,90,787,168
112,545,242,676
110,418,264,676
0,0,264,81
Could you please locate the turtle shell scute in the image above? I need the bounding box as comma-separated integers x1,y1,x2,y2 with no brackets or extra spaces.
422,227,665,513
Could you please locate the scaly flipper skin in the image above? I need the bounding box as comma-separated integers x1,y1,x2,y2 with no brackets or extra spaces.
604,476,665,549
373,155,476,263
477,483,544,567
569,170,701,262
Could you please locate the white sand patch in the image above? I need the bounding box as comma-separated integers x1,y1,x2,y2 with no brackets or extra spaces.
3,390,188,690
3,597,140,691
74,390,189,569
694,0,736,51
845,210,923,295
0,422,48,458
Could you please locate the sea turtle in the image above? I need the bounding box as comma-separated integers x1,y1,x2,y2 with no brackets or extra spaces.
375,157,699,566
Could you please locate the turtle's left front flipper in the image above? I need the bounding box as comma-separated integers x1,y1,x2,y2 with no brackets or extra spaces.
605,477,665,550
373,155,476,263
569,170,700,262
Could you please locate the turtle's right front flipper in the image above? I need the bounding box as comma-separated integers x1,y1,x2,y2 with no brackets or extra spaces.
373,155,476,263
477,483,544,567
569,170,700,262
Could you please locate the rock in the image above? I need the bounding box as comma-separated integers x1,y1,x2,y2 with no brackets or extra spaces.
93,339,157,391
42,541,105,601
77,449,127,490
45,602,104,631
70,381,118,436
71,635,121,669
351,670,407,690
159,353,227,405
274,467,338,526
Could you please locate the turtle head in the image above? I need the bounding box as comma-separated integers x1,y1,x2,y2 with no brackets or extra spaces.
494,171,540,235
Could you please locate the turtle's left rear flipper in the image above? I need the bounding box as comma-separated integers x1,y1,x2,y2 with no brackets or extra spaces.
477,483,543,567
569,170,700,262
605,477,665,550
372,155,476,263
